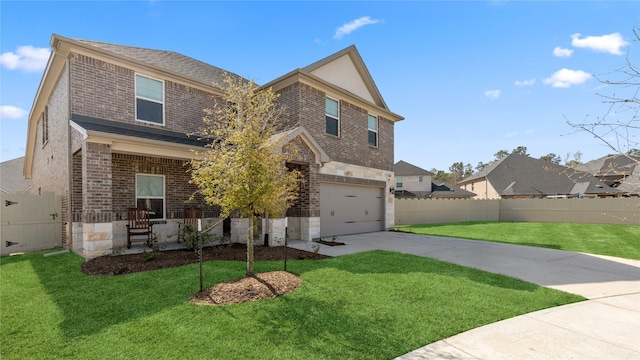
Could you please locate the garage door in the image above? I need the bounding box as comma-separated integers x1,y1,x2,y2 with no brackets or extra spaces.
320,183,384,237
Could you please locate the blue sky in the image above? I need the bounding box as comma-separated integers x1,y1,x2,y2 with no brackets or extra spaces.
1,1,638,172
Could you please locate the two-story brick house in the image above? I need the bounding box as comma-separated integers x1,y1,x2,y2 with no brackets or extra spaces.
24,34,403,258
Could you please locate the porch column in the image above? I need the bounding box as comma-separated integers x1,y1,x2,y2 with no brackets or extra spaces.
81,142,114,258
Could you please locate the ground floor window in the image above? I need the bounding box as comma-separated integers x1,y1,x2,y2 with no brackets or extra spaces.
136,174,165,219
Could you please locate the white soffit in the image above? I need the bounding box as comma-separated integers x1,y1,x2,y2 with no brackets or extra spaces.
308,54,375,103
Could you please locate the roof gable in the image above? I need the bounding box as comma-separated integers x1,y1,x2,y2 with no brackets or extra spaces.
302,45,388,110
394,160,433,176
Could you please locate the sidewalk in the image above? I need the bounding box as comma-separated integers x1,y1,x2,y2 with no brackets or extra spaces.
289,232,640,359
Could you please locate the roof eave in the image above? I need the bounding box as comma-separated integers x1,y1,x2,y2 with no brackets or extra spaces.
24,37,67,179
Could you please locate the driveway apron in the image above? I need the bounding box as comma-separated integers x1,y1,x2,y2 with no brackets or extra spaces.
289,232,640,359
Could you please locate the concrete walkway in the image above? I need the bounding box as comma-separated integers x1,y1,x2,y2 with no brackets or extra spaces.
289,232,640,359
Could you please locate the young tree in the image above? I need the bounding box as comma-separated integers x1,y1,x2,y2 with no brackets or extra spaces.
190,75,301,276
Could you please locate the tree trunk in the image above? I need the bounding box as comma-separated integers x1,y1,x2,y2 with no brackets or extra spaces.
246,215,254,276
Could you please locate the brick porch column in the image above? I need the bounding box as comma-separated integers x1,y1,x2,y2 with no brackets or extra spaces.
82,142,113,258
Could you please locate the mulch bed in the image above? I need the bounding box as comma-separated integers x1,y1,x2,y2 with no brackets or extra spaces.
81,243,331,306
81,243,330,276
315,239,346,246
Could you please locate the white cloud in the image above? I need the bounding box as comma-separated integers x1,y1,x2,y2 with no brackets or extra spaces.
553,47,573,58
334,16,380,40
543,68,592,88
571,33,629,55
0,105,27,119
484,89,501,99
0,45,50,72
515,78,536,87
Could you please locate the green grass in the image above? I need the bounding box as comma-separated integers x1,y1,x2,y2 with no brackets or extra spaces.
397,222,640,260
1,249,582,360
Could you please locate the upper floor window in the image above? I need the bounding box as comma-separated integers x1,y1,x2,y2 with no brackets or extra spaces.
41,106,49,145
325,97,339,136
368,114,378,147
419,176,423,183
135,74,164,125
396,176,403,188
136,174,165,219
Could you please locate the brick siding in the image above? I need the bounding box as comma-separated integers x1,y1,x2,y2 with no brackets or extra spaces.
30,64,71,244
111,153,218,219
69,52,218,135
276,83,394,172
82,142,112,223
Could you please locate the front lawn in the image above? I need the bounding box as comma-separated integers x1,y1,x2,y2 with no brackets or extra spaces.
397,222,640,260
1,249,583,360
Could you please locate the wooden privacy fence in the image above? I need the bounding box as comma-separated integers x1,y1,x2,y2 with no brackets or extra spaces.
1,192,62,256
395,198,639,225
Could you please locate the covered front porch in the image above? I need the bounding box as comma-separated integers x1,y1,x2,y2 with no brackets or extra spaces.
70,116,327,259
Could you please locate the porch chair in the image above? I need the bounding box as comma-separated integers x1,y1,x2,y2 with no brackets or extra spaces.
126,208,154,249
178,207,202,243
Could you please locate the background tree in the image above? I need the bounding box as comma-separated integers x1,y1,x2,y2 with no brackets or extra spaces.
448,162,473,182
431,168,449,183
567,28,639,155
564,151,583,168
511,146,529,156
540,153,562,164
494,149,509,161
190,75,301,276
475,161,490,172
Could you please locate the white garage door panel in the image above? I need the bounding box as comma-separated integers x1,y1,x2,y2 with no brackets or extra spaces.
320,183,383,237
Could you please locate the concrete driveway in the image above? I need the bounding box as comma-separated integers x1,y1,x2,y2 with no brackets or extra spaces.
289,231,640,359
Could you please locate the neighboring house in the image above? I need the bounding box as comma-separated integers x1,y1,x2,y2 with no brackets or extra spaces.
0,157,31,194
429,181,476,199
576,154,640,196
24,34,403,258
459,153,620,199
393,160,433,198
393,160,475,199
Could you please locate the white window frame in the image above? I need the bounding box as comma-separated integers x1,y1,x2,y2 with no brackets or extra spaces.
135,173,166,220
325,96,340,137
396,176,403,188
367,114,378,147
135,73,165,125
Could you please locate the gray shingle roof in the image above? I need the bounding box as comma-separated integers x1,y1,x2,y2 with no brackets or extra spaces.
430,182,476,198
576,153,639,176
1,157,31,194
74,39,247,86
71,114,212,147
462,153,619,196
394,160,433,176
576,154,640,194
